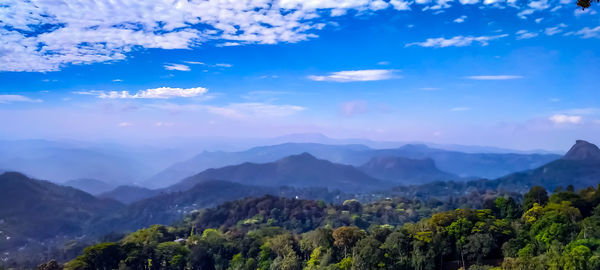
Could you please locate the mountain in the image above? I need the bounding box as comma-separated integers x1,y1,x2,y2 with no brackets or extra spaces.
147,143,560,188
165,153,385,192
492,140,600,192
145,144,371,188
0,172,123,250
563,139,600,162
99,185,159,204
63,178,115,195
359,156,461,185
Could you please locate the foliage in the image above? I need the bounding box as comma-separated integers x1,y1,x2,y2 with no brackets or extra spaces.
51,185,600,270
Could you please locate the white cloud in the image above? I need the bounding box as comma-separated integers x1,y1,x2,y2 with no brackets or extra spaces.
308,69,398,82
516,30,539,40
420,87,440,91
164,63,191,71
75,86,208,99
573,26,600,39
0,0,573,72
214,63,233,68
549,114,582,124
155,122,175,127
453,15,468,23
545,24,567,36
465,75,523,80
148,102,304,118
406,34,508,47
118,122,133,127
0,95,43,104
112,79,123,82
528,0,550,10
389,0,412,10
574,8,598,16
451,107,471,111
377,61,391,65
183,61,205,65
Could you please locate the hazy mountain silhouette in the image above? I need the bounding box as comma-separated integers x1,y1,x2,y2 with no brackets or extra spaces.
165,153,385,192
99,185,159,204
489,140,600,192
147,143,559,188
63,178,115,195
359,156,460,185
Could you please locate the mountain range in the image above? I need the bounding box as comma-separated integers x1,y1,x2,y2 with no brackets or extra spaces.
165,153,385,193
146,142,560,188
1,139,598,268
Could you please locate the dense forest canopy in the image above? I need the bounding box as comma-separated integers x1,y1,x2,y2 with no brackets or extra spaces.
40,184,600,270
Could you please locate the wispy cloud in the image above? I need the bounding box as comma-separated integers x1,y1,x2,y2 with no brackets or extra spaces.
406,34,508,48
545,24,567,36
74,86,208,99
451,107,471,111
215,63,233,68
118,122,133,127
516,30,539,40
453,15,467,23
308,69,398,82
150,102,304,118
420,87,440,91
0,95,43,104
164,63,191,71
549,114,582,124
465,75,524,80
572,26,600,39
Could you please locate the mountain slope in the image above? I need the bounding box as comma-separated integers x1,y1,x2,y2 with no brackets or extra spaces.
165,153,385,192
63,178,115,195
96,180,344,233
99,185,159,204
493,140,600,192
0,172,123,247
146,143,560,188
359,156,460,185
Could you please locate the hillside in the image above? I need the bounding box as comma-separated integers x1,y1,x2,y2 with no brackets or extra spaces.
98,185,159,204
359,156,460,185
493,140,600,192
96,180,345,233
165,153,385,192
0,172,123,250
63,178,115,195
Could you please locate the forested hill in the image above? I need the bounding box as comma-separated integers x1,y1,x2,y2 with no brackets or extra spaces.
59,184,600,270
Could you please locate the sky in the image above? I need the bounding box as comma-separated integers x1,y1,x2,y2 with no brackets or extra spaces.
1,0,599,151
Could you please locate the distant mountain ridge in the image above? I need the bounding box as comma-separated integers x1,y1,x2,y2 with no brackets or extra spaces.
99,185,159,204
165,153,385,192
359,156,460,184
146,142,560,188
63,178,115,195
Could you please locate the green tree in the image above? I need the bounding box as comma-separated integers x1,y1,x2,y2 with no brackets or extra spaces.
332,227,365,258
352,237,383,270
523,186,549,211
447,218,473,269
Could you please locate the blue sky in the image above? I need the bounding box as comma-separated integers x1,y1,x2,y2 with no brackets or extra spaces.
1,0,599,150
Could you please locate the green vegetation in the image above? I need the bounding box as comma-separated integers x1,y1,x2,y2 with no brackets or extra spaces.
57,185,600,270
